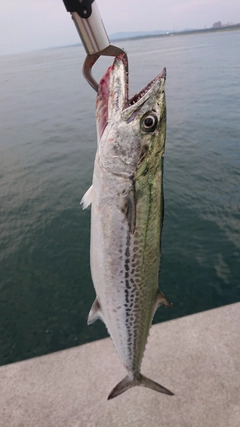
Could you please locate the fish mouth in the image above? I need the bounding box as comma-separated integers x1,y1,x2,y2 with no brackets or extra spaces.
128,65,166,108
96,54,166,138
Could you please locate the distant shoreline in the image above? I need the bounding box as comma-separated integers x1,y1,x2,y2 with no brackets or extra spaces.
4,24,239,56
37,24,240,53
110,24,240,43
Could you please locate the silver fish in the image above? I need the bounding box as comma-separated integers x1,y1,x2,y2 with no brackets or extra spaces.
81,54,173,399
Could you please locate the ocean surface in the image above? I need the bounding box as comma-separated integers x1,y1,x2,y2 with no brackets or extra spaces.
0,31,240,366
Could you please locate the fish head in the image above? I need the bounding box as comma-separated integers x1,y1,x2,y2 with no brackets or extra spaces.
96,54,166,177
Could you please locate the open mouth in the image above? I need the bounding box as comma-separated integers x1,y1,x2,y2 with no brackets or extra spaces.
128,67,166,107
96,54,166,138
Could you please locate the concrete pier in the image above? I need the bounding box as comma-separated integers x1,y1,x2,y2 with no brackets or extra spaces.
0,303,240,427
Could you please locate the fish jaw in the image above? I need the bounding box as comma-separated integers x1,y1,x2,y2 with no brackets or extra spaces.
96,54,128,140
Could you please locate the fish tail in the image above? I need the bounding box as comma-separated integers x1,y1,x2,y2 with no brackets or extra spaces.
140,374,174,396
108,375,134,400
108,373,174,400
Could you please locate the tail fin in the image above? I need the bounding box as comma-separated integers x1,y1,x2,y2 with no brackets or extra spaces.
108,373,174,400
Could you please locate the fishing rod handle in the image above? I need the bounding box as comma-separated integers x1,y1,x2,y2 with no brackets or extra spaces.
62,0,110,55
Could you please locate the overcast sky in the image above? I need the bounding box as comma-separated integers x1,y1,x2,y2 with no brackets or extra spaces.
0,0,239,55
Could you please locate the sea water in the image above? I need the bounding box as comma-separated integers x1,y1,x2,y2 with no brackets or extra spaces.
0,30,239,365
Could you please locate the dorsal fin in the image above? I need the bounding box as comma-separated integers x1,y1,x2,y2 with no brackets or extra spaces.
87,298,103,325
154,289,172,311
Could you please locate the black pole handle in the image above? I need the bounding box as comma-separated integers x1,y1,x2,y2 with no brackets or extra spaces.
62,0,94,19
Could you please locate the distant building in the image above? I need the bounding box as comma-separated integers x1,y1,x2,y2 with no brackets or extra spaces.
212,21,222,28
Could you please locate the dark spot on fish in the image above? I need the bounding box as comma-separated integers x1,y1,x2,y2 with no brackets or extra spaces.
125,272,129,278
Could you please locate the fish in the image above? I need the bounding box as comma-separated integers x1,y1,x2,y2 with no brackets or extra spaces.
81,54,173,400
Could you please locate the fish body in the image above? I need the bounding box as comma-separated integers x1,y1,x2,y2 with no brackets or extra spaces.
82,55,173,399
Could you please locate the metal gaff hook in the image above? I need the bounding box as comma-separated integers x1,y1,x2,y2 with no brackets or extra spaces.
62,0,128,92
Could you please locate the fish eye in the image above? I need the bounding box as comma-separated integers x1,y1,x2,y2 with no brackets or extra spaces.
141,113,158,133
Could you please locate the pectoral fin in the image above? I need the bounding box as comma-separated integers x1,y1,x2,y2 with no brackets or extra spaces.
120,187,136,234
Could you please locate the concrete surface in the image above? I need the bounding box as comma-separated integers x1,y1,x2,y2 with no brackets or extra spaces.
0,303,240,427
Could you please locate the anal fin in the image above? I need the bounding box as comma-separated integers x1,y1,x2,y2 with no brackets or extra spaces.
80,185,93,209
87,297,103,325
